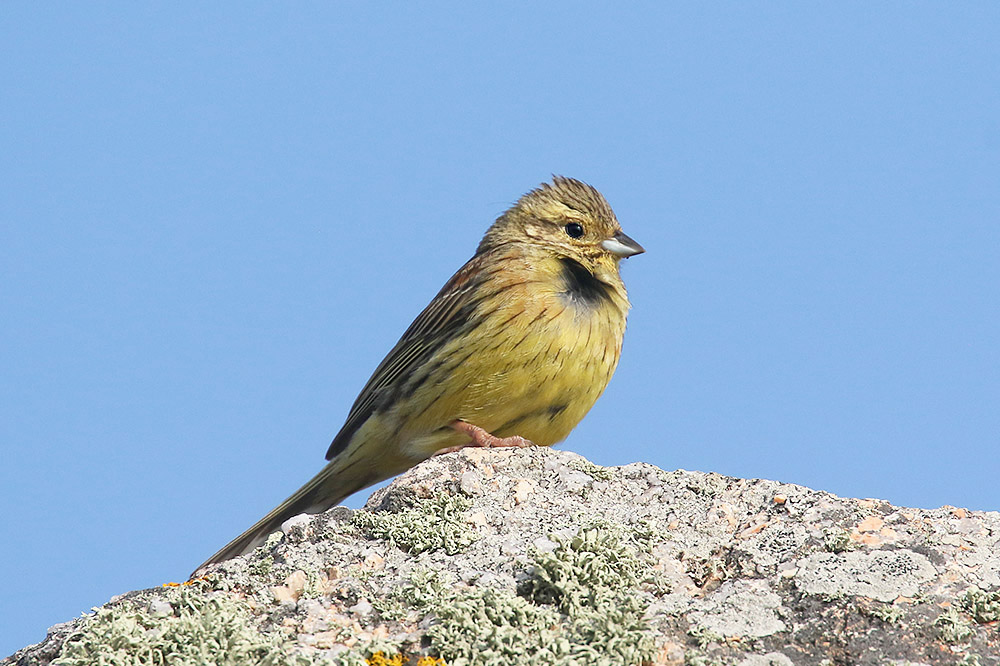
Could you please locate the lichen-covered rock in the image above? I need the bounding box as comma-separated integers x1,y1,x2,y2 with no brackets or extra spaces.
5,448,1000,665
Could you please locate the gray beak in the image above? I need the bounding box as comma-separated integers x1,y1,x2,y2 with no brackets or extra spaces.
600,231,645,258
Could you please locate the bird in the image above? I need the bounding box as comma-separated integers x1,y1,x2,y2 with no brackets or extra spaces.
195,176,643,573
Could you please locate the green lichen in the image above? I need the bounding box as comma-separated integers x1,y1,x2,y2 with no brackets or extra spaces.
934,608,975,644
399,568,454,606
413,523,656,666
248,554,276,578
519,525,647,612
372,569,454,623
353,493,477,555
959,587,1000,624
859,602,903,625
53,588,314,666
684,556,730,591
52,584,411,666
686,626,724,648
822,528,856,554
428,586,565,665
683,473,726,498
683,652,724,666
565,457,617,481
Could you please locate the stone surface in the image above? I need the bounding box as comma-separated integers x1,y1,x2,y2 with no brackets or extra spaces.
5,447,1000,665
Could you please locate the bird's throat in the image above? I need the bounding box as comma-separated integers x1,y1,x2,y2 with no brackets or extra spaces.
558,257,614,308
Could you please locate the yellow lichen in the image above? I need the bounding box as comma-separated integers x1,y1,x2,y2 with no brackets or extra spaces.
365,652,404,666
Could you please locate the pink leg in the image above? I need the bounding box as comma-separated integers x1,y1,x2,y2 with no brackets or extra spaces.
433,420,535,455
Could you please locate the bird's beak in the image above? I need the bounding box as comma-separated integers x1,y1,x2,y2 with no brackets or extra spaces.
601,231,645,258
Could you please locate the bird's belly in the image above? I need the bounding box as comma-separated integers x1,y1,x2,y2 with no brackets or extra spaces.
401,296,625,457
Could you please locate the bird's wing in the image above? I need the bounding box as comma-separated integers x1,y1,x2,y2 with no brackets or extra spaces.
325,255,485,460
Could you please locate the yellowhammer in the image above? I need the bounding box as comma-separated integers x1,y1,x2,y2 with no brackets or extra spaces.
196,176,643,571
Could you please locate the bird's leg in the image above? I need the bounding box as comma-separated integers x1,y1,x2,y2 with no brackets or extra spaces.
433,420,536,455
452,420,535,448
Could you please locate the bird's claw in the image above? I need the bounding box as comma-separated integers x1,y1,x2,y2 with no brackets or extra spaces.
433,420,536,455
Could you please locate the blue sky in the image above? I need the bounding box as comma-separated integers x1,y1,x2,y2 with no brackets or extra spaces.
2,3,998,657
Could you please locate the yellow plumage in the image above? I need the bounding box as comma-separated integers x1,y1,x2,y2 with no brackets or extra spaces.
195,176,643,573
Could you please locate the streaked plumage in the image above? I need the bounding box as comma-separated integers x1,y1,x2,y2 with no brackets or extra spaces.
195,176,643,573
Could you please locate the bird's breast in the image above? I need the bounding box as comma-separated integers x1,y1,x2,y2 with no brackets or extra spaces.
396,254,631,458
450,269,629,446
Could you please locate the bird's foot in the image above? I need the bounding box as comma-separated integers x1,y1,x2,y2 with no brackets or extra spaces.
433,420,535,455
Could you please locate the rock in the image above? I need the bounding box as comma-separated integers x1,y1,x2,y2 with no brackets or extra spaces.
4,447,1000,665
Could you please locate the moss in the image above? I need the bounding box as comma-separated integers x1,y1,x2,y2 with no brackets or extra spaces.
53,588,315,666
959,587,1000,624
353,494,477,555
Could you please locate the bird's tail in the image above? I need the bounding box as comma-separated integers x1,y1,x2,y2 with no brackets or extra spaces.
192,452,384,576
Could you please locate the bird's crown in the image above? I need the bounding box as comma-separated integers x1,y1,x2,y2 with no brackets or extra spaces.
478,176,620,254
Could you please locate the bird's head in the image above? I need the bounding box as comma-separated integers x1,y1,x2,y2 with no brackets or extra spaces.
478,176,644,278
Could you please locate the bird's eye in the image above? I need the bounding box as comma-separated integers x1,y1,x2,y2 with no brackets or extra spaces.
564,222,584,238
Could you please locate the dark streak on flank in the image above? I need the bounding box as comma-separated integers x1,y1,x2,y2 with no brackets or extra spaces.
327,296,484,459
392,330,480,405
559,257,613,308
495,403,570,435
